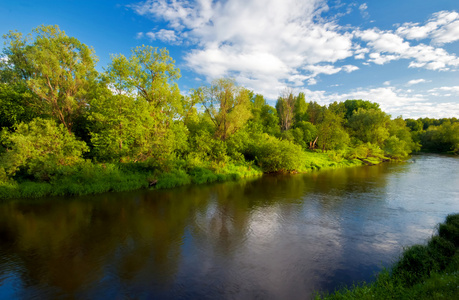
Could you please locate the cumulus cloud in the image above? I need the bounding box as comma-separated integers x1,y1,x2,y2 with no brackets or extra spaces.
130,1,459,116
356,28,459,71
131,0,355,89
396,11,459,45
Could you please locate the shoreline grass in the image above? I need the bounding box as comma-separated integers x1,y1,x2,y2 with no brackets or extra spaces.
0,150,383,200
315,214,459,299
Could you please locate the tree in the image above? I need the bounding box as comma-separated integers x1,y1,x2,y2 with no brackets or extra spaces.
91,46,185,164
293,92,308,125
276,89,295,131
3,25,98,133
344,99,380,120
347,108,391,146
317,109,349,151
195,78,252,141
306,101,324,124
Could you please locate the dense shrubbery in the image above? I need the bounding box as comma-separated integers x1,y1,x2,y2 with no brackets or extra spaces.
317,214,459,299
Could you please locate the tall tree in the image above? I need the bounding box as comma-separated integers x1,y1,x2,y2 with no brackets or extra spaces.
293,92,308,125
195,78,252,141
89,46,184,163
3,25,98,133
276,89,295,131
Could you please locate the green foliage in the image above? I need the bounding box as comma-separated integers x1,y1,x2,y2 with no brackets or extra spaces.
306,101,324,124
3,25,98,132
195,78,252,141
0,83,37,129
293,121,318,149
248,134,306,172
317,109,350,151
293,92,308,125
0,118,88,181
276,90,296,131
347,108,391,146
343,99,380,120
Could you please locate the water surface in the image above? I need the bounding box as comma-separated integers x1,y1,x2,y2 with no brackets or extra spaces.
1,154,458,299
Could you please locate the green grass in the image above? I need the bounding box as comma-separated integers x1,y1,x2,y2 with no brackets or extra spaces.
316,213,459,299
0,148,394,200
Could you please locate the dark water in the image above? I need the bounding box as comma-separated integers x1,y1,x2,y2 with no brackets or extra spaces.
1,154,459,299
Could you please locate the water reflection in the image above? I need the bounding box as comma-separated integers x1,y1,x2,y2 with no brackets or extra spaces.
1,155,459,299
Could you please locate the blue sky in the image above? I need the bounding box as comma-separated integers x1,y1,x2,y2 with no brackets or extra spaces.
1,0,459,119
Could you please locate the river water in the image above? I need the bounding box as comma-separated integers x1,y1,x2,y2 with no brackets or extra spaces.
0,154,458,299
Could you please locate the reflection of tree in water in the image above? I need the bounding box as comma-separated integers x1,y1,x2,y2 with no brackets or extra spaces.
0,190,210,298
0,165,397,298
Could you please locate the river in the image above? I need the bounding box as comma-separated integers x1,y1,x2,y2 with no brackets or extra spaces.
1,154,458,299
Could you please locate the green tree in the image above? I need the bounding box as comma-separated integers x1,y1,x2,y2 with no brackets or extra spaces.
347,108,391,145
317,109,349,151
344,99,380,120
91,46,185,165
293,92,308,125
276,89,295,131
306,101,324,124
195,78,252,141
3,25,98,132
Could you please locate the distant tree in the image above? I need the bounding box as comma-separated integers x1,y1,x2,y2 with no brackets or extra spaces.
306,101,324,125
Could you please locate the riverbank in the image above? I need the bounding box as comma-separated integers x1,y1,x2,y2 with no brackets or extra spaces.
316,213,459,299
0,150,375,200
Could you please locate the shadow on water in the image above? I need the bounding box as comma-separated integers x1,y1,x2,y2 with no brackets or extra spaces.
1,154,459,299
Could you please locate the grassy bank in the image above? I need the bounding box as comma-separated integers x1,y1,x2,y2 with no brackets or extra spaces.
316,214,459,299
0,150,377,200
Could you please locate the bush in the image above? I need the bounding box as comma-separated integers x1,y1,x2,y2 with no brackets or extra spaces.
248,134,306,172
0,118,88,181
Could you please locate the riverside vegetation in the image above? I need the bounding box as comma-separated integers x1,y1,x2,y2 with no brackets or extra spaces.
1,25,458,199
316,214,459,299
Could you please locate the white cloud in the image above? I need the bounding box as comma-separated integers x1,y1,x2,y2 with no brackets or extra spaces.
131,0,354,89
131,2,459,117
297,86,459,119
356,27,459,71
407,79,430,86
396,11,459,45
359,3,369,19
146,29,181,44
428,86,459,96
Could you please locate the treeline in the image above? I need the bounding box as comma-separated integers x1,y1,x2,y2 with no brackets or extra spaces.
0,25,457,197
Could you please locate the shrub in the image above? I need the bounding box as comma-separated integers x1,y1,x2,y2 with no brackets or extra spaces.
0,118,88,181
